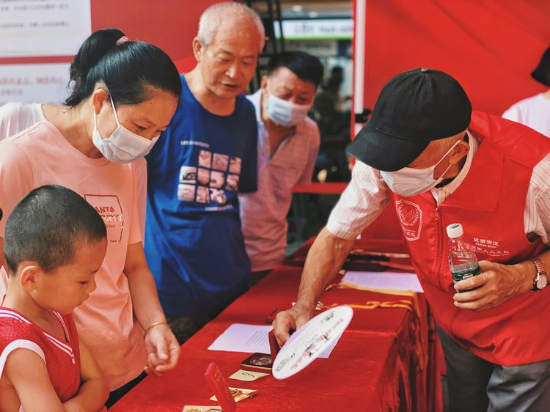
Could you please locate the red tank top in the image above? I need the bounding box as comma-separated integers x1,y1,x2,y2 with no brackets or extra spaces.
390,112,550,365
0,307,81,402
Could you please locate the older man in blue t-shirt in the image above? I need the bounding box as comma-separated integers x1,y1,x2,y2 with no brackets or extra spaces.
145,2,265,344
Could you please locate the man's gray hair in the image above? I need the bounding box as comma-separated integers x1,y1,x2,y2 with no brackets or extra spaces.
198,2,265,49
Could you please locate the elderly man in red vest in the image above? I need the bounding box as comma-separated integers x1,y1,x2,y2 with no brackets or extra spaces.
273,68,550,411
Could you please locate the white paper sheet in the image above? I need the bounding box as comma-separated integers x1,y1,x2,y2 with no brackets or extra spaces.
341,271,424,293
207,323,338,358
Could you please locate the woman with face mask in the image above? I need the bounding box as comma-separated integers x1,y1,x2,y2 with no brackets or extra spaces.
0,28,150,242
0,28,182,407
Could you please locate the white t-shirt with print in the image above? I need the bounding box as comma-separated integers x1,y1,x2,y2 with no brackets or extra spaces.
502,93,550,137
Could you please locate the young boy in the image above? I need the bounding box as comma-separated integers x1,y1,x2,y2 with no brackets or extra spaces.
0,185,109,412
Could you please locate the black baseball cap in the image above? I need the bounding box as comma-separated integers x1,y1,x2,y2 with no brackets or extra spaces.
532,47,550,87
348,68,472,171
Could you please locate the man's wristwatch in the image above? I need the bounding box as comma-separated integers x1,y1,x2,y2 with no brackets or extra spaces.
530,257,548,291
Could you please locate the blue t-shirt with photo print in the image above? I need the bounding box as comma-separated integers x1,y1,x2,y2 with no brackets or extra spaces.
144,74,258,318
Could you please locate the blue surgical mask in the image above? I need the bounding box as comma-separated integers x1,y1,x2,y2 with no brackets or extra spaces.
92,95,159,164
266,94,311,127
380,140,460,197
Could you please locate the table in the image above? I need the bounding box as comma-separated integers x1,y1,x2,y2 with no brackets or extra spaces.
111,239,441,412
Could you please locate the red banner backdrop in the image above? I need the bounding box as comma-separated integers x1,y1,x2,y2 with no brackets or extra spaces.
355,0,550,116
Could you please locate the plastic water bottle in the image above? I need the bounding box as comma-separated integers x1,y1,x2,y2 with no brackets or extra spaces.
446,223,481,291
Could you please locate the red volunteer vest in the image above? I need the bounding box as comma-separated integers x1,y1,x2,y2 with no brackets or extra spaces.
391,111,550,366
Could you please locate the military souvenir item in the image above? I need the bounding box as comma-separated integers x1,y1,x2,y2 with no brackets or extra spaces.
272,306,353,380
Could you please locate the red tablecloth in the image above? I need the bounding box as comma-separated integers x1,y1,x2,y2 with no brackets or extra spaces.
111,239,441,412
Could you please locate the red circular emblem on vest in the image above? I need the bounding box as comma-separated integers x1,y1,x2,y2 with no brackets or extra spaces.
396,199,422,241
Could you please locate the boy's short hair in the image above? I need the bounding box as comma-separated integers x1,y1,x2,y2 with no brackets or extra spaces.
4,185,107,274
267,51,324,87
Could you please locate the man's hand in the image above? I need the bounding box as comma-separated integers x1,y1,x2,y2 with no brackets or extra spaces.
453,260,534,311
272,303,313,347
144,324,180,377
271,228,354,346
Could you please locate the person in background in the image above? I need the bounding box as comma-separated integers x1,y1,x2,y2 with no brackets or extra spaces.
312,91,351,182
322,66,343,110
274,68,550,411
0,28,181,407
0,185,109,412
321,66,352,113
144,2,265,344
239,51,322,284
502,46,550,137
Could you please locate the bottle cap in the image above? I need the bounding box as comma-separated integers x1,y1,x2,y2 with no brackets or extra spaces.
446,223,463,238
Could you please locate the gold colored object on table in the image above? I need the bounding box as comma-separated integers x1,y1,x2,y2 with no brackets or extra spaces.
230,369,269,382
210,387,257,403
314,299,415,312
320,281,427,371
182,406,221,412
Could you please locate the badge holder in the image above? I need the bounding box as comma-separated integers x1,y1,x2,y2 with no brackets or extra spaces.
204,362,236,412
239,329,281,372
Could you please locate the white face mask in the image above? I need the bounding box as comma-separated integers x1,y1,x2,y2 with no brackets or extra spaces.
92,96,159,164
380,140,461,197
266,94,311,127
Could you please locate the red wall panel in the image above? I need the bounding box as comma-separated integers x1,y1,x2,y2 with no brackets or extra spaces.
357,0,550,116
